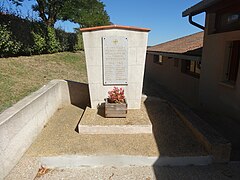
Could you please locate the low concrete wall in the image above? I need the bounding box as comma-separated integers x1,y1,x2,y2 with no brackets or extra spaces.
0,80,89,179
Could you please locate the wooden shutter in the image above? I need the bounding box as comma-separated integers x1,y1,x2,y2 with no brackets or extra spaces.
229,40,240,82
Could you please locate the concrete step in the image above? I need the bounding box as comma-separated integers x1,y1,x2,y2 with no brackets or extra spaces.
78,106,152,134
34,163,240,180
6,155,240,180
40,155,212,168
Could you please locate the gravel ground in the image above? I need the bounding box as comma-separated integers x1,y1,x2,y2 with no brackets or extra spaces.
26,98,206,157
6,97,238,179
5,157,40,180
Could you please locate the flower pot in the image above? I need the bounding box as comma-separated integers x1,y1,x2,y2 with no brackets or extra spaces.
105,98,127,118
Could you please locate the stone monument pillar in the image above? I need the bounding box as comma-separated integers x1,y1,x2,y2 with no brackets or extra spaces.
81,25,150,109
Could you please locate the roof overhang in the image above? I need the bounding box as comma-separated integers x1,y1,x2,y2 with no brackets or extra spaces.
147,51,202,61
182,0,221,17
80,25,150,32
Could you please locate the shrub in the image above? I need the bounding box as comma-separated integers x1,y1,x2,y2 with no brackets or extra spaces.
46,27,60,53
74,30,84,51
31,31,46,54
0,13,79,57
0,24,22,57
55,28,70,52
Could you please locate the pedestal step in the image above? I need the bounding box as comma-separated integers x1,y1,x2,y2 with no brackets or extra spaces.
78,107,152,134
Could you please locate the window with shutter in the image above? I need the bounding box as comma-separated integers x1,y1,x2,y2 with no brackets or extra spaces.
181,59,200,78
153,54,163,65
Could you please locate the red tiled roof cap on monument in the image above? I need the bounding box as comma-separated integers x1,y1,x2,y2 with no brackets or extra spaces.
80,25,151,32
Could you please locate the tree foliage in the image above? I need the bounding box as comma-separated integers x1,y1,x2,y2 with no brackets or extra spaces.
9,0,110,27
60,0,110,28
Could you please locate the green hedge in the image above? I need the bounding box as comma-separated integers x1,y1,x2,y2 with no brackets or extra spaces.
0,13,83,57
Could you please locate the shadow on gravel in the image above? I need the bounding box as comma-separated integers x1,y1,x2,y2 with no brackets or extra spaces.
142,78,209,179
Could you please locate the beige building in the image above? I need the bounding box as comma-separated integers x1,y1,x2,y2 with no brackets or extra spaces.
146,32,203,107
146,0,240,160
147,0,240,122
183,0,240,122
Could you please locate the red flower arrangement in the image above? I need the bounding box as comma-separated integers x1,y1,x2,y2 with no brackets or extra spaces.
108,87,125,103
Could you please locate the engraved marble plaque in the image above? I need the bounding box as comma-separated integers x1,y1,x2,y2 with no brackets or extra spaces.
103,36,128,85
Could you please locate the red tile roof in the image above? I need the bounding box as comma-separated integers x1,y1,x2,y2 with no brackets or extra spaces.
148,32,204,54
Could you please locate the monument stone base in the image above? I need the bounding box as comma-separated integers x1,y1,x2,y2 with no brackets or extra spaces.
78,104,152,134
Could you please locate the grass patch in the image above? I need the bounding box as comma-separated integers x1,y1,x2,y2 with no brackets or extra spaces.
0,52,87,113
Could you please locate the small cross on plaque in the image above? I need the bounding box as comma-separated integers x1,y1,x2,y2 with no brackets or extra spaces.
113,39,118,44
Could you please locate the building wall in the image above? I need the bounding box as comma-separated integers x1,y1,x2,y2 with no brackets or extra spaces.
145,54,200,107
199,14,240,121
